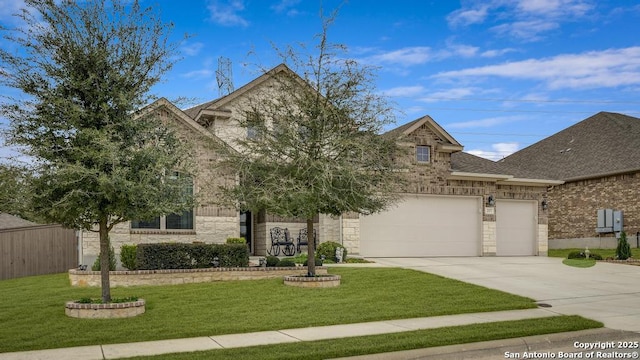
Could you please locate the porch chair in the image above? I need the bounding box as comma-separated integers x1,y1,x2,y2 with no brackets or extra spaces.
268,227,296,256
297,228,318,254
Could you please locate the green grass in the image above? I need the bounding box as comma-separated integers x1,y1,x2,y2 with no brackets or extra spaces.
548,248,640,259
0,268,537,353
126,316,603,360
562,259,597,268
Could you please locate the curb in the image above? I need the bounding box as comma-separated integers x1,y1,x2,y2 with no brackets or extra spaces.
331,328,640,360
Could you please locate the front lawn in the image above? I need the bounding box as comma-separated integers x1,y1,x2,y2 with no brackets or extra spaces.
0,268,538,353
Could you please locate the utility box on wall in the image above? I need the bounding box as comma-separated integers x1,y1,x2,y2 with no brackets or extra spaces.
596,209,623,233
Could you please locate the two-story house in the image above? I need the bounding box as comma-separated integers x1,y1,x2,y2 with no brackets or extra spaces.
80,64,560,266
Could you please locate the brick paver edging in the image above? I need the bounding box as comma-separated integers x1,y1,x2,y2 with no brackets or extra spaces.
65,299,146,319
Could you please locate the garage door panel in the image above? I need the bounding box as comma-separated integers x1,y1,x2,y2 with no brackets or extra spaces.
360,195,481,257
496,200,536,256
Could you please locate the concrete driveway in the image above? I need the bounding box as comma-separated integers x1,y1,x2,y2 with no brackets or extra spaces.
372,257,640,332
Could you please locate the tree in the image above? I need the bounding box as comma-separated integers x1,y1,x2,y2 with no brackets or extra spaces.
0,0,194,302
616,232,631,260
216,11,405,276
0,162,37,221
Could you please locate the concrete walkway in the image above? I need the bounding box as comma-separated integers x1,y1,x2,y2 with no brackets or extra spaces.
0,308,558,360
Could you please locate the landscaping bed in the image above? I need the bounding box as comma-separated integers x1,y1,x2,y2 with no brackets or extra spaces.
69,267,328,287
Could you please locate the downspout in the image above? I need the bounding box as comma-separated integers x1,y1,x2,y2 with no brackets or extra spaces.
77,230,83,266
339,214,343,245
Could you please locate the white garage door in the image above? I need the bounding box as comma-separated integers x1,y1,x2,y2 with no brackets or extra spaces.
360,195,481,257
496,200,537,256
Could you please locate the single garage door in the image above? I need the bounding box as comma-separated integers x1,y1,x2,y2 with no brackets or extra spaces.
496,200,537,256
360,195,481,257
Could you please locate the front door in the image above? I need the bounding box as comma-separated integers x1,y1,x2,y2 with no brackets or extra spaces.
240,211,252,254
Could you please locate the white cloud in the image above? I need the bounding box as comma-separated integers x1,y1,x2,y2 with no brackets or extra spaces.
180,42,204,57
480,48,517,58
448,117,511,129
363,43,483,68
433,47,640,90
208,0,249,27
182,69,214,79
271,0,302,16
447,0,595,41
447,5,490,27
468,142,520,160
366,47,432,66
491,20,559,42
0,0,24,23
418,87,479,103
381,85,425,97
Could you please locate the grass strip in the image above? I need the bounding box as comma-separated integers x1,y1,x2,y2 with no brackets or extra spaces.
126,316,603,360
562,259,596,268
0,267,536,353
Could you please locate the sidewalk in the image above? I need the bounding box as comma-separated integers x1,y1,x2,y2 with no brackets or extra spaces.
0,308,558,360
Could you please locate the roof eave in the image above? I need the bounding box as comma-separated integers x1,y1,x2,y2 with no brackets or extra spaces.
562,168,640,182
498,178,565,186
449,172,513,181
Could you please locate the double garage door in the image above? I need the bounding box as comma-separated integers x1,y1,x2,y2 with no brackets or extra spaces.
360,195,536,257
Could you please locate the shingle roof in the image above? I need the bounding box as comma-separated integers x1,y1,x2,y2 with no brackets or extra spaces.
0,213,38,230
451,151,512,174
499,112,640,181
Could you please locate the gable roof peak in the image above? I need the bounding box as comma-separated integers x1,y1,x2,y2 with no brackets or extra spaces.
385,115,463,149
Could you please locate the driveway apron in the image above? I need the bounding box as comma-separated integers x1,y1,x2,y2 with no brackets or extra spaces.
372,257,640,332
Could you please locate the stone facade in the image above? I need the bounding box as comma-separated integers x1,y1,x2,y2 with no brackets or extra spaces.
80,68,553,260
547,171,640,245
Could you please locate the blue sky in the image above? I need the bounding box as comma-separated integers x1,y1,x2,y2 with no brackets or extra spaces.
1,0,640,161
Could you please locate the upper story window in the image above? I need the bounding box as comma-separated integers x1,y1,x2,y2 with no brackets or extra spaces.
416,145,431,163
131,172,194,231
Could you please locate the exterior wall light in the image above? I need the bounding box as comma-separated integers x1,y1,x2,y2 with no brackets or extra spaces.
541,199,548,211
487,195,495,206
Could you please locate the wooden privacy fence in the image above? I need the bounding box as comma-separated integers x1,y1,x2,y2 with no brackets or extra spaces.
0,224,77,280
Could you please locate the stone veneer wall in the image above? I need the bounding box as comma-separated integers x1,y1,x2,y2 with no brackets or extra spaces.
482,221,497,256
81,215,238,267
547,171,640,243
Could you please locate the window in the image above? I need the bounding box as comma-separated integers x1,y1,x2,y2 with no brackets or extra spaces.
416,145,430,163
131,173,194,231
246,112,262,139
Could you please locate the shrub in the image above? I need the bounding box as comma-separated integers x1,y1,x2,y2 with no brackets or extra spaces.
266,256,280,267
303,257,324,266
92,245,116,271
616,232,632,260
226,237,246,244
136,243,249,270
567,250,602,261
276,258,296,267
291,253,308,264
120,244,138,270
316,241,347,262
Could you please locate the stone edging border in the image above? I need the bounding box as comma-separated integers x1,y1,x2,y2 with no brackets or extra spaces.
69,266,329,287
65,299,146,319
283,274,341,288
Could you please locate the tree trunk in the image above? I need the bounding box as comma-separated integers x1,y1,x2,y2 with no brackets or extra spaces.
99,216,112,303
306,218,316,277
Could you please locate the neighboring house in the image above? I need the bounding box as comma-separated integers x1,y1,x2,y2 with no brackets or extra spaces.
499,112,640,249
80,64,560,264
0,212,38,229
